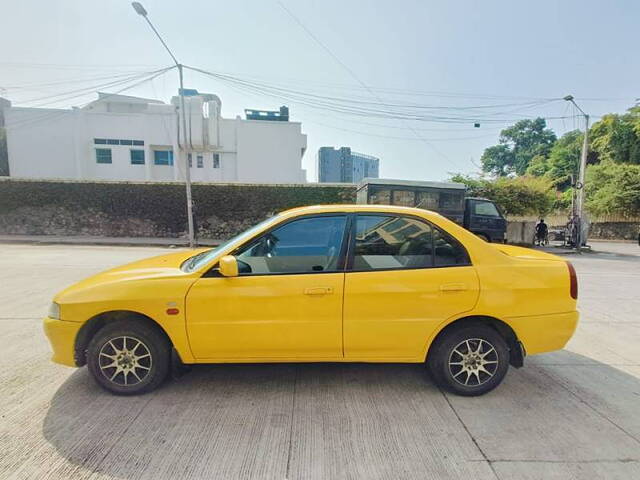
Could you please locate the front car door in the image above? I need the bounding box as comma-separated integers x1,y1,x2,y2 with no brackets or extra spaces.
185,214,348,360
343,214,480,360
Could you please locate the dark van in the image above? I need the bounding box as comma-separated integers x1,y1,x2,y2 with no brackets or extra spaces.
356,178,507,242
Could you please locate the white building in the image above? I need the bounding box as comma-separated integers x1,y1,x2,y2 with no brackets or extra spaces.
0,91,307,183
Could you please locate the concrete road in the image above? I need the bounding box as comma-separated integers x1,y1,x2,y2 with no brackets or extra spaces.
0,242,639,480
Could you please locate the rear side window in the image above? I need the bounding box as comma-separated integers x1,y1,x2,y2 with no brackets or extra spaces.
351,214,470,271
352,215,433,271
433,228,470,266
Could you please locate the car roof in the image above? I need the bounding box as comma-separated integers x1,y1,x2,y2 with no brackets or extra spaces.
279,204,442,218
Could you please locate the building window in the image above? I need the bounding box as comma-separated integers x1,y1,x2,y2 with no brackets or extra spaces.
94,138,144,146
213,153,220,168
130,149,145,165
188,153,192,168
95,148,112,164
154,150,174,166
197,155,203,168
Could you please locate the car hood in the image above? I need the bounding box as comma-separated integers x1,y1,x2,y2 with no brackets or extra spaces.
491,244,565,262
54,248,209,302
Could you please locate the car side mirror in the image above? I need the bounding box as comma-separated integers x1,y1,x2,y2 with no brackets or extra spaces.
218,255,239,277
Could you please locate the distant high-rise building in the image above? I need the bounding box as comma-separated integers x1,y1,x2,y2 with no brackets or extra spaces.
317,147,379,183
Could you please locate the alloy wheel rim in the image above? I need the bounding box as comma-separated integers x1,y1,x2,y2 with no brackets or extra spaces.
448,338,498,387
98,336,152,386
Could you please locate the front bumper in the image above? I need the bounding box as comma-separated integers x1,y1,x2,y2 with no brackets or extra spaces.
506,311,579,355
43,317,82,367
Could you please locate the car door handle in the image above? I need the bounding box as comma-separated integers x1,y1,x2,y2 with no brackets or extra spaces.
304,287,333,296
440,283,467,292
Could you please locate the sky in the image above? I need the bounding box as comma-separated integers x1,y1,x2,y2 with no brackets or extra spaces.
1,0,639,182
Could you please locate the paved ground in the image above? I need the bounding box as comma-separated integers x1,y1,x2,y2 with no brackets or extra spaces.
0,242,639,480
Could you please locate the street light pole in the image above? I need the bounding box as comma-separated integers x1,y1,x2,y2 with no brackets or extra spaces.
131,2,195,247
563,95,589,250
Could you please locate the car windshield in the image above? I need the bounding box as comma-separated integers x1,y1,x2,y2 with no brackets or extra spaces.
181,215,280,272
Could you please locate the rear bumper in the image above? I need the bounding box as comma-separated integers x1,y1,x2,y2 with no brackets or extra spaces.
43,317,82,367
506,311,579,355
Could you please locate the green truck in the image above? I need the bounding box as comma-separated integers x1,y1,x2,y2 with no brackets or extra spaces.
356,178,507,242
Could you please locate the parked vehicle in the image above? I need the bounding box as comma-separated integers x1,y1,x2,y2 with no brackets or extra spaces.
357,178,507,242
44,205,578,397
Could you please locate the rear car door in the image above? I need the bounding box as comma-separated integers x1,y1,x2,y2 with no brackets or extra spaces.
343,214,480,360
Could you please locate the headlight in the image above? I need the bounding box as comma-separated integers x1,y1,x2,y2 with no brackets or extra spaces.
48,302,60,320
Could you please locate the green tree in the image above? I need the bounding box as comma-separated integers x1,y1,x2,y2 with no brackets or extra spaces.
585,162,640,216
451,174,555,216
544,130,583,188
481,118,556,176
590,108,640,165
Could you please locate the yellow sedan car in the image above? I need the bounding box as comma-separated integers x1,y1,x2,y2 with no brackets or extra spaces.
44,205,578,396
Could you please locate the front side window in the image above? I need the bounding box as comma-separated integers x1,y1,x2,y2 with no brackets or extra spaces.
130,149,145,165
352,215,433,271
95,148,112,164
154,150,173,166
235,216,347,275
473,201,501,217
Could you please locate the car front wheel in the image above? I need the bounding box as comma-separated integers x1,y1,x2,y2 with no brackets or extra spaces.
428,324,509,396
87,320,170,395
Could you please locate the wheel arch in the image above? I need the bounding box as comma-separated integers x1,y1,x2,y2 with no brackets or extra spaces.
74,310,173,367
425,315,524,368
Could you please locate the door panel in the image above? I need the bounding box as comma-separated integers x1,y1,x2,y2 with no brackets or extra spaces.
185,214,349,360
343,213,479,359
343,267,479,359
186,273,345,359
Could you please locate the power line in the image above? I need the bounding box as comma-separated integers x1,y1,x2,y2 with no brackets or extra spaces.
6,67,176,132
275,1,462,170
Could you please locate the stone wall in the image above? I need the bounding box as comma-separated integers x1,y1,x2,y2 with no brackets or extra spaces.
587,222,639,241
0,178,356,239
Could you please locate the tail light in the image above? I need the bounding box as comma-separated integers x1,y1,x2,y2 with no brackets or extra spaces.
566,261,578,299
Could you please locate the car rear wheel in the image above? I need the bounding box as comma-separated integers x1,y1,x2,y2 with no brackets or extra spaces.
428,324,509,396
87,320,170,395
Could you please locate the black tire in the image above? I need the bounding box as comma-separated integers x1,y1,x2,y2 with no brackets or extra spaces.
428,324,509,396
87,320,170,396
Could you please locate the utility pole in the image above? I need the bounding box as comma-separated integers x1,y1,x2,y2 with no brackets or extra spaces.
132,2,195,247
563,95,589,250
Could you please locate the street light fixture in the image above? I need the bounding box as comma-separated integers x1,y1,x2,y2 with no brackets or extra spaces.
564,94,590,250
131,2,195,247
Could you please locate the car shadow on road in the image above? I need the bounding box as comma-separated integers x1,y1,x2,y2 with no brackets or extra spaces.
42,354,640,479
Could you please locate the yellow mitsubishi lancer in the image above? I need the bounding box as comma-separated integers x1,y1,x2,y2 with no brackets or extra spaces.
44,205,578,396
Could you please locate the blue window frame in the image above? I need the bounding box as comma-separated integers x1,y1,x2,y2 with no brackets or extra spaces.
154,150,174,166
130,149,145,165
96,148,112,164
